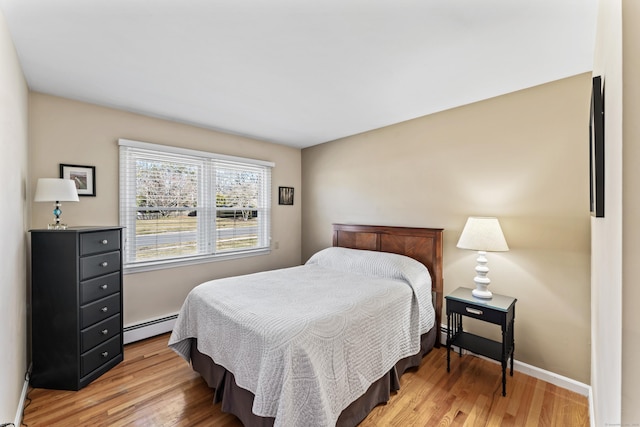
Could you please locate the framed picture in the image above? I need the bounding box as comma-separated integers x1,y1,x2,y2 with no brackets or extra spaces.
590,76,605,217
279,186,294,205
60,164,96,197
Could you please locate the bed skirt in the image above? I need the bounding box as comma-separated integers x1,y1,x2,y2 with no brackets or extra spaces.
189,325,437,427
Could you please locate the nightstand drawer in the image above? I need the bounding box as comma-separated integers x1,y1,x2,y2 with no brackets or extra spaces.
80,272,120,305
81,314,121,353
81,335,121,377
80,230,121,256
447,298,505,325
81,293,121,328
80,251,121,280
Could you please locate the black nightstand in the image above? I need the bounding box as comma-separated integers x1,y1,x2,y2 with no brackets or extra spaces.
446,287,516,396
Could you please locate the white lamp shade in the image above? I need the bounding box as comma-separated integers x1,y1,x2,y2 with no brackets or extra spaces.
34,178,80,202
456,217,509,252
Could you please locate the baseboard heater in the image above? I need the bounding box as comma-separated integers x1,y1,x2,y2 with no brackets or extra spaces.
123,313,179,344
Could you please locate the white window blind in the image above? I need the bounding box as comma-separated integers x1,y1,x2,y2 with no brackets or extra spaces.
119,139,273,272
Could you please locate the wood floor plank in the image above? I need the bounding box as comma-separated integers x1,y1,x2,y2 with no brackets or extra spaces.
525,380,547,427
22,334,589,426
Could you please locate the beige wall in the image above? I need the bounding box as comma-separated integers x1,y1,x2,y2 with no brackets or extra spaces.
0,8,29,422
302,74,592,383
591,1,624,425
622,1,640,424
29,93,302,326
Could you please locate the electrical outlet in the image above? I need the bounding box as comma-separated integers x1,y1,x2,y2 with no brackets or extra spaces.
274,241,279,249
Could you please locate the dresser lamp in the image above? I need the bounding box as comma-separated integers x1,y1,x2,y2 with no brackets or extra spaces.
456,216,509,299
34,178,79,230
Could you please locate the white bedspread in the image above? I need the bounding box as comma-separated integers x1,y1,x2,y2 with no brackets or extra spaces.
169,247,434,427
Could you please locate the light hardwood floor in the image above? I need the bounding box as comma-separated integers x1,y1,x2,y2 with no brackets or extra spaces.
22,334,589,426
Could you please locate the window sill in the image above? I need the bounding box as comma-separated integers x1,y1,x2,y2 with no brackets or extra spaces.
123,248,272,275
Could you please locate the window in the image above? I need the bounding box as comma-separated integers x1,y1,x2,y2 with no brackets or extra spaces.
119,139,273,272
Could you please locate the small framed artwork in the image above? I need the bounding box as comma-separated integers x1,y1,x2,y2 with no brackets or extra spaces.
60,164,96,197
279,186,294,205
590,76,605,217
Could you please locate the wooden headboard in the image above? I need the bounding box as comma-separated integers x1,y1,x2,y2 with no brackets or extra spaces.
332,224,444,342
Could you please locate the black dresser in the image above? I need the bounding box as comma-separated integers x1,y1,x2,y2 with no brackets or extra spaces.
30,226,124,390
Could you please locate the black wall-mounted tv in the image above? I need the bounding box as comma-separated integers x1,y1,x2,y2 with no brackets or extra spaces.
590,75,605,218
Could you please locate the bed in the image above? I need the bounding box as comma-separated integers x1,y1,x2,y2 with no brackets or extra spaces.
169,224,443,427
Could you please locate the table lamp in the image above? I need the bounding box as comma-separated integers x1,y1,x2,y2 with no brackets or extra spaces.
456,216,509,299
34,178,79,230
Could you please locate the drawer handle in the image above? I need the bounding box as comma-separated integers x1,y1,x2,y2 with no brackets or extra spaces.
101,351,109,358
466,307,484,315
101,307,108,313
100,261,109,267
101,329,109,335
100,284,108,290
101,239,108,245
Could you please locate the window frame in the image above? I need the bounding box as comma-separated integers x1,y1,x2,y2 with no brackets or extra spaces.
118,138,274,274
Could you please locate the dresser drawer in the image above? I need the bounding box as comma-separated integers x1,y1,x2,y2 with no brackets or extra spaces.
81,293,121,329
81,335,121,377
80,251,120,280
80,230,121,256
447,298,505,325
80,272,120,305
81,314,121,353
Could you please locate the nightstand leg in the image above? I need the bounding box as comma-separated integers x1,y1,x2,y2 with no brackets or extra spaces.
457,313,462,357
502,326,507,396
502,362,507,396
510,351,514,376
446,312,451,372
510,320,515,376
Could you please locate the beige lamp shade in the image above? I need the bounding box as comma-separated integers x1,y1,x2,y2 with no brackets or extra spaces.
456,217,509,252
34,178,80,202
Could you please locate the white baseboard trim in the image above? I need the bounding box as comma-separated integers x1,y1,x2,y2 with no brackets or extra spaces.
14,363,31,427
513,359,590,396
123,313,179,344
439,325,591,397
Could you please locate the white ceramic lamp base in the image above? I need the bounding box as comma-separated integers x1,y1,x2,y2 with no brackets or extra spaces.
471,250,493,299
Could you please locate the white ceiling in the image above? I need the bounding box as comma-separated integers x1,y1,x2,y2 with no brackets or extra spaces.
0,0,597,149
